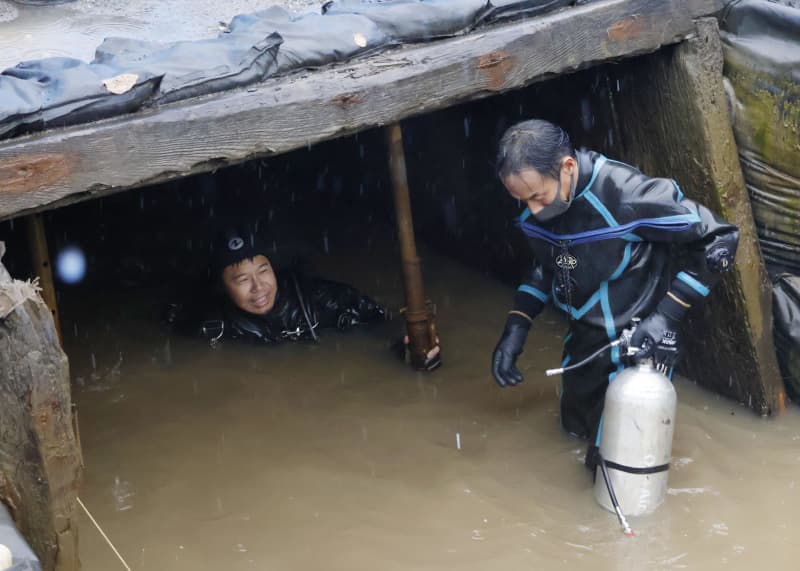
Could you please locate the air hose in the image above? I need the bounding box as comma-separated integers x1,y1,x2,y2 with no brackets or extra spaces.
545,339,622,377
292,272,319,342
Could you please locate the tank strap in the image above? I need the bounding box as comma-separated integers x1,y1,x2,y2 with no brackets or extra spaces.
603,458,670,475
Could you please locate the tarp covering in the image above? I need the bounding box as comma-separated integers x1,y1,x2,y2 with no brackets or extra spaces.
773,274,800,404
0,502,41,571
720,0,800,275
721,0,800,404
0,0,577,140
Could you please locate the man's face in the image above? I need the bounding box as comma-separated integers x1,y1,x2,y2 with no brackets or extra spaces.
501,157,577,216
222,255,278,316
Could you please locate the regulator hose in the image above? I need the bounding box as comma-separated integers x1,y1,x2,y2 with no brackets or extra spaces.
545,339,621,377
292,273,319,342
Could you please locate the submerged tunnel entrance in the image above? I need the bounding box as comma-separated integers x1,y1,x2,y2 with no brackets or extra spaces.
1,46,797,570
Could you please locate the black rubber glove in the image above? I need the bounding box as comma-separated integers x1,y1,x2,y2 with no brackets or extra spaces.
491,316,531,387
630,310,680,371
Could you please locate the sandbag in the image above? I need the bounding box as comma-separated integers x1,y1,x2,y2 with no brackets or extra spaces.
0,6,389,138
322,0,492,40
220,7,387,73
720,0,800,274
0,20,282,137
0,0,579,140
773,274,800,403
0,58,160,139
482,0,574,23
92,18,283,105
321,0,574,39
96,7,386,101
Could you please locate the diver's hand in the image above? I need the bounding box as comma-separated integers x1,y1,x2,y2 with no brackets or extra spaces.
630,310,680,372
491,320,529,387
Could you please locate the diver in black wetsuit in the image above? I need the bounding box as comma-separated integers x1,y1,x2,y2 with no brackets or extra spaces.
166,228,387,345
490,119,739,449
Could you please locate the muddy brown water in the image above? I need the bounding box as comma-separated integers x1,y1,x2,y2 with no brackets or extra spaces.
67,243,800,571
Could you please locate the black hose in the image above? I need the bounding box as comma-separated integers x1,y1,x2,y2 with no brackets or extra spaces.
599,457,634,536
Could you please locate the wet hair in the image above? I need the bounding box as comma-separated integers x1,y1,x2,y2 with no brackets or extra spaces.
496,119,575,180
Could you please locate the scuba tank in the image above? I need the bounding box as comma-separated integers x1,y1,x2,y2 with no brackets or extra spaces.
593,358,676,517
546,321,676,533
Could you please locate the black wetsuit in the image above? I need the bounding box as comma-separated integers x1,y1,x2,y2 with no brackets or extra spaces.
511,150,738,441
167,269,386,345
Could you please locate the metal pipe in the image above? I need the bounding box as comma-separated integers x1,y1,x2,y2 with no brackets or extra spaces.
385,122,438,370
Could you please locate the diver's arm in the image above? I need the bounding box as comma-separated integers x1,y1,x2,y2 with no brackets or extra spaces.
511,263,552,324
303,274,387,330
492,263,553,387
630,177,739,306
629,178,739,364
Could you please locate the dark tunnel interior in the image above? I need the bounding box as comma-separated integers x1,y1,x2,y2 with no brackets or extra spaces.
0,50,654,377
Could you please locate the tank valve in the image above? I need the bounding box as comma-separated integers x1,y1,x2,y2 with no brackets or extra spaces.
545,319,643,377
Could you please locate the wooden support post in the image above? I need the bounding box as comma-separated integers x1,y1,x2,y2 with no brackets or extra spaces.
26,213,62,343
385,122,439,370
613,19,785,414
0,242,82,571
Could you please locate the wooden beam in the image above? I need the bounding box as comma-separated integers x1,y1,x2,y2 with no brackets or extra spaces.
0,0,725,220
614,18,784,414
25,214,63,342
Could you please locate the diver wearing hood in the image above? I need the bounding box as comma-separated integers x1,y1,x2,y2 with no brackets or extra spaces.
166,228,386,346
491,119,739,446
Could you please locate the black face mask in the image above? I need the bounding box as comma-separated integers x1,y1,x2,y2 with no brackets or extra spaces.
533,172,575,223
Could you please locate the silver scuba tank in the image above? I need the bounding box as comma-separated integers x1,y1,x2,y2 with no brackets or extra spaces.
593,360,676,516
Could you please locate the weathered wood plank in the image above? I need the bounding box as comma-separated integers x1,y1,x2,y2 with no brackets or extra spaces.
0,0,725,220
615,19,784,414
26,214,63,341
0,243,82,571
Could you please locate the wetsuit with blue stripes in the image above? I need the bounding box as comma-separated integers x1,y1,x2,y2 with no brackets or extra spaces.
511,150,738,440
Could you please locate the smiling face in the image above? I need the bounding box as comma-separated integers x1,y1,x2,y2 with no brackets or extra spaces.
501,156,578,217
221,255,278,316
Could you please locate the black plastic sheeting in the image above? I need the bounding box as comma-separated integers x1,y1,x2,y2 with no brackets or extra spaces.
0,0,578,140
774,275,800,404
720,0,800,275
720,1,800,405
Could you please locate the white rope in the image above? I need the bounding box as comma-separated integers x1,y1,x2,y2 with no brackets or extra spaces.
77,497,132,571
